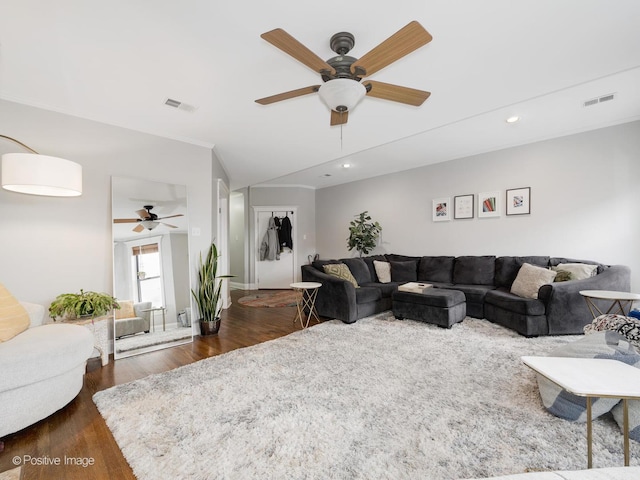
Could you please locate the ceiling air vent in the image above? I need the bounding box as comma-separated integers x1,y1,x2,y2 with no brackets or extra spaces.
164,98,197,112
583,93,616,107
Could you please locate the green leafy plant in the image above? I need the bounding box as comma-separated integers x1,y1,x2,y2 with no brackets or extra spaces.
49,289,120,319
347,211,382,257
191,242,234,323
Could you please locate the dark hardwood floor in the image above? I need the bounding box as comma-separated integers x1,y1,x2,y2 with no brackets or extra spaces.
0,290,320,480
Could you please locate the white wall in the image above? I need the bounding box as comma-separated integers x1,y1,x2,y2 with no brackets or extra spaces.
316,121,640,291
0,99,223,310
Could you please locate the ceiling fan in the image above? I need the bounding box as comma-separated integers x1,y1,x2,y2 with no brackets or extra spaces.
255,21,432,125
113,205,184,233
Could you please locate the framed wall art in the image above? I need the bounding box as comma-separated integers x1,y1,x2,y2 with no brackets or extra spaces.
506,187,531,215
454,194,474,219
478,191,501,218
432,197,451,222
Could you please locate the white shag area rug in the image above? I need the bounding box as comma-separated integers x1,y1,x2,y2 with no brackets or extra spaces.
93,313,640,480
115,327,192,353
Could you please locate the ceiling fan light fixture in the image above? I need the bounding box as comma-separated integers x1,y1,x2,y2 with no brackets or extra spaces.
318,79,366,113
141,220,159,230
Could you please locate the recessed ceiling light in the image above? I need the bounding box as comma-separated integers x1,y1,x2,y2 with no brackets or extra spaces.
342,163,351,169
506,116,520,124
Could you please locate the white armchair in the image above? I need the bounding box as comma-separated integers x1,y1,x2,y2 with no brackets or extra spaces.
0,301,94,437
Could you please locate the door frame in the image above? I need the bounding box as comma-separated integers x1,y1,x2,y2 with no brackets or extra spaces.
253,206,298,289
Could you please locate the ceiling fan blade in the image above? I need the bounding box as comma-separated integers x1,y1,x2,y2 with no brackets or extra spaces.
351,21,432,77
156,214,184,220
136,209,151,219
162,223,178,228
364,80,430,106
330,110,348,126
261,28,336,76
255,85,320,105
113,218,140,224
133,224,145,233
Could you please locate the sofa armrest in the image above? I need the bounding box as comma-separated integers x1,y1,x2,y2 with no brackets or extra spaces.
538,265,631,335
301,265,358,323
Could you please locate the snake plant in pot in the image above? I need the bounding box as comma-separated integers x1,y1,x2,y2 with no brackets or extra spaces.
191,242,234,336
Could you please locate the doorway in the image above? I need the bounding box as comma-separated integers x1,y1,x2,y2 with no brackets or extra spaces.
254,207,297,289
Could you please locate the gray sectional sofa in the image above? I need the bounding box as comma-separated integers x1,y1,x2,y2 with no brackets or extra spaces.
300,254,631,336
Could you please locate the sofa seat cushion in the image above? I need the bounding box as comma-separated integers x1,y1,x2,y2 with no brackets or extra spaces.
360,282,400,298
445,284,496,304
355,286,382,303
485,288,546,316
0,323,94,392
453,256,496,285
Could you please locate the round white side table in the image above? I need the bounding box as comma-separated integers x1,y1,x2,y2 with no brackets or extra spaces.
579,290,640,319
290,282,322,329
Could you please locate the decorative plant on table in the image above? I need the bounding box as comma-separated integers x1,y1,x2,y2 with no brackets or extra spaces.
191,242,234,336
49,289,120,320
347,211,382,257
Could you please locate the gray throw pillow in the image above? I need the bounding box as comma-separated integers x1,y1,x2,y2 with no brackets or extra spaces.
390,261,417,283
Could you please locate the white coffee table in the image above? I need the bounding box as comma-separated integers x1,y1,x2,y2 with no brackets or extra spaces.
522,356,640,468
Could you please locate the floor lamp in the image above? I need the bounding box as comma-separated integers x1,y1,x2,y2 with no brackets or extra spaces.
1,135,82,197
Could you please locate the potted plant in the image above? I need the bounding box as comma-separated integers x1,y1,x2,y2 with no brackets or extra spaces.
191,242,234,336
347,211,382,257
49,289,120,320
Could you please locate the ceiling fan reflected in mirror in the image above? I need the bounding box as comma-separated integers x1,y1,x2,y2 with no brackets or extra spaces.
113,205,184,233
255,21,432,125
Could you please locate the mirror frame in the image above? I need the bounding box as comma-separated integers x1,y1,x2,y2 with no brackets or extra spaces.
111,175,193,359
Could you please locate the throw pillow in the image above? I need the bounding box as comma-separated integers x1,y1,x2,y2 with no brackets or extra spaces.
584,314,640,351
323,263,359,288
390,260,417,283
553,262,598,280
510,263,557,299
0,283,30,342
553,270,574,282
116,300,135,319
373,260,391,283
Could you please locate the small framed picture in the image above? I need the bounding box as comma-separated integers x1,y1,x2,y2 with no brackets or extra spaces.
506,187,531,215
454,194,474,219
432,197,451,222
478,191,501,218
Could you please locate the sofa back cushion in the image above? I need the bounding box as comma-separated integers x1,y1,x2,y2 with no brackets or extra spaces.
452,256,496,285
418,256,455,283
341,258,372,284
312,259,340,272
0,283,30,342
495,256,550,288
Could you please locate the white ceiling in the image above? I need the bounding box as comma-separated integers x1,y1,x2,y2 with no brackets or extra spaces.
1,0,639,190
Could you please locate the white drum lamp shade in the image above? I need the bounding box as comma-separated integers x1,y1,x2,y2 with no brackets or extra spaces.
318,79,367,112
2,152,82,197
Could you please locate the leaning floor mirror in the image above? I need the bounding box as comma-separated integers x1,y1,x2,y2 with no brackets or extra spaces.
111,176,193,359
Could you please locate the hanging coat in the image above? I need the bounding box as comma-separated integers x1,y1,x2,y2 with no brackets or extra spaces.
259,216,280,261
279,215,293,250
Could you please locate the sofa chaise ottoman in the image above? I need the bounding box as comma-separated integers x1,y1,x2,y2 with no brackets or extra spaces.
392,288,466,328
